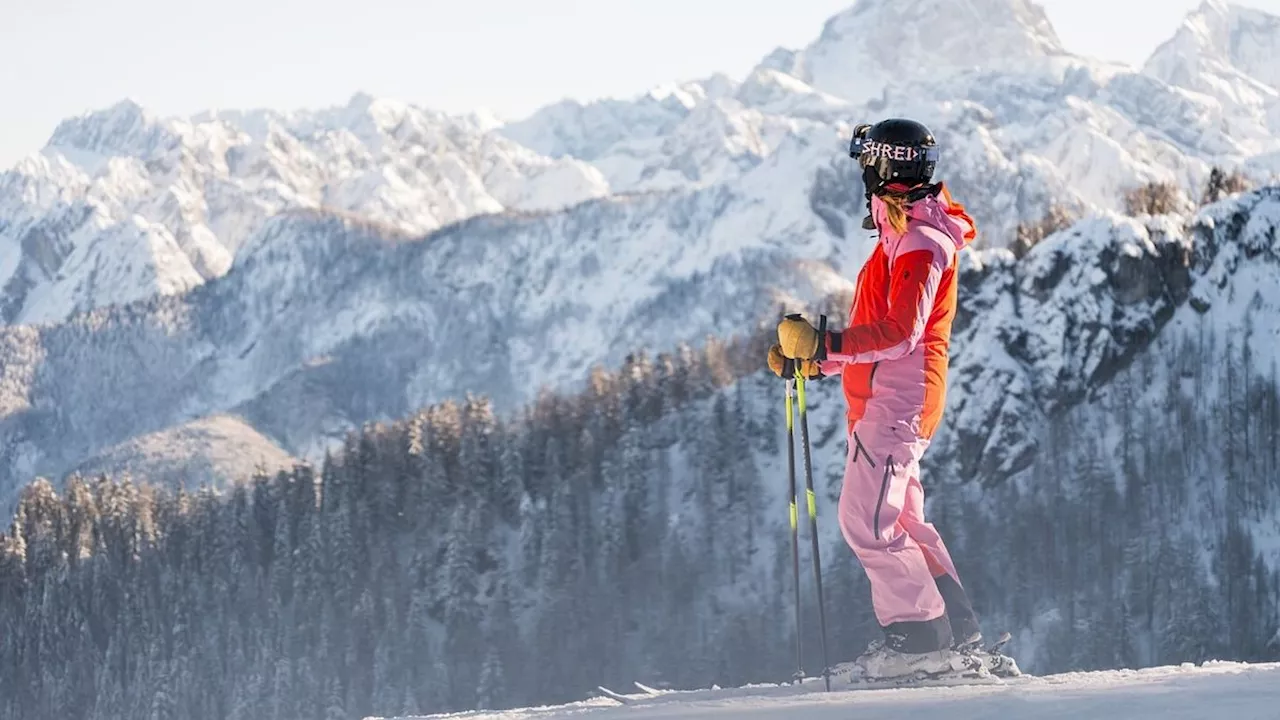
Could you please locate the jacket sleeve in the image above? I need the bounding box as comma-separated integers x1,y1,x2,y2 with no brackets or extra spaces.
824,244,949,365
817,358,846,376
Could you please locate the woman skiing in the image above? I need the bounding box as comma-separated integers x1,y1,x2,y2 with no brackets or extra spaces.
768,118,1016,681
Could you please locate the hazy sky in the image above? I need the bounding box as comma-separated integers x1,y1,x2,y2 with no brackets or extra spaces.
2,0,1278,168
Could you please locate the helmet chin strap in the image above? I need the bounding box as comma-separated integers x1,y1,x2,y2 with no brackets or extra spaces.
906,182,943,201
861,167,880,228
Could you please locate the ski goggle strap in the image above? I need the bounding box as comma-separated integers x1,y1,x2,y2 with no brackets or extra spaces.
848,124,872,156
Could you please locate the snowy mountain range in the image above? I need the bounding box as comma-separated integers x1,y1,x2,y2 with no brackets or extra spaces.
0,95,608,326
0,0,1279,504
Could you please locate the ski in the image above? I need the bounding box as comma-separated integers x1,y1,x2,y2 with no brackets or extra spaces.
595,667,1035,710
979,631,1022,678
843,671,1008,690
826,659,1025,691
595,685,647,705
633,681,665,695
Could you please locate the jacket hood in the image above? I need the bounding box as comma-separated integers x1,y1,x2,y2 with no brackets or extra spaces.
871,183,977,254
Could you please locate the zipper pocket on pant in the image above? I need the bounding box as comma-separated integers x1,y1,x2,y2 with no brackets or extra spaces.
851,432,876,469
873,455,894,540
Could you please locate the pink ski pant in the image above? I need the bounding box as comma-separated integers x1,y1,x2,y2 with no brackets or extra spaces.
837,421,960,629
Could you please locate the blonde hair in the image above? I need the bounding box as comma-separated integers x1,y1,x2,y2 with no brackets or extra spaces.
880,191,910,234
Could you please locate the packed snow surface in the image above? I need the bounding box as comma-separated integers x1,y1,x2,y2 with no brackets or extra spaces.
388,662,1280,720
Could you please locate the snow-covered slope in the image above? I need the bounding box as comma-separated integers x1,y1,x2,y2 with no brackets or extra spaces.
69,413,299,489
0,169,858,505
1144,0,1280,164
769,0,1068,107
0,95,608,325
504,0,1280,249
506,76,835,195
499,79,736,163
933,185,1280,483
383,661,1280,720
1145,1,1280,95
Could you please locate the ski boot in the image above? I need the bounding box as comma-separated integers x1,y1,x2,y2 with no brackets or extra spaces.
850,637,988,683
955,631,1022,678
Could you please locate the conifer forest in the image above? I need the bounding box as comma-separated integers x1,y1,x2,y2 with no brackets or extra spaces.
1,322,1277,720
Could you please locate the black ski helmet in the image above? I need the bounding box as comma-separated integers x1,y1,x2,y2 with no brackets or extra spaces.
850,118,939,196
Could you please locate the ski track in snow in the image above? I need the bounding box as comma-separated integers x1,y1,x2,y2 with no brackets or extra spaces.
387,662,1280,719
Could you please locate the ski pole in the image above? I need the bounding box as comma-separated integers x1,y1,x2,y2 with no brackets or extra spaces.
784,361,805,684
796,318,832,692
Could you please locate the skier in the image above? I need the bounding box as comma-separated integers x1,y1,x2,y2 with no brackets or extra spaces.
768,118,1018,681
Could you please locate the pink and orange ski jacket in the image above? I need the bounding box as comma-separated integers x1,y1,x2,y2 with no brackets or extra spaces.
819,185,976,440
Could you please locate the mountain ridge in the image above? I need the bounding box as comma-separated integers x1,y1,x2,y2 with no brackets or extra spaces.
4,4,1279,334
1,181,1276,510
2,0,1280,500
0,94,610,325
